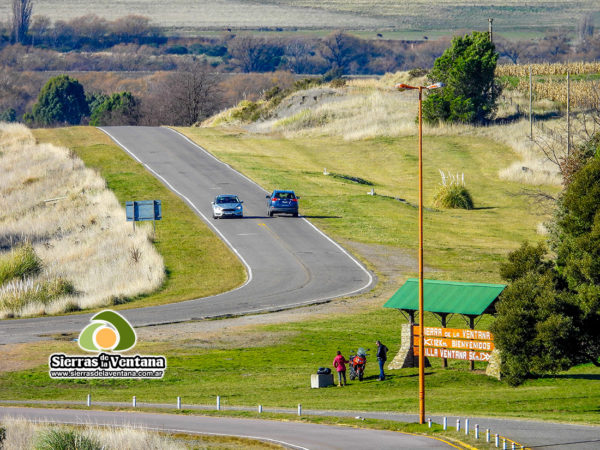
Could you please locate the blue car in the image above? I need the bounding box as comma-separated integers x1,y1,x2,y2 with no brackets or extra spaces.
212,194,243,219
266,190,299,217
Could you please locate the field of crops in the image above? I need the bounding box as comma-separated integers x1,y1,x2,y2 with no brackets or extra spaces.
2,0,598,34
497,62,600,108
497,62,600,77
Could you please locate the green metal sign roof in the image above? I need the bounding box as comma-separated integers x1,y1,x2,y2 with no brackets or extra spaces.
384,279,506,316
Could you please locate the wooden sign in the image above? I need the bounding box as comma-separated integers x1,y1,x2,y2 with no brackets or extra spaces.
415,337,494,351
413,347,492,362
412,326,494,362
413,326,493,341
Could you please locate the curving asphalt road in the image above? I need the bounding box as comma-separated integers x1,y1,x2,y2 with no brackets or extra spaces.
0,126,374,344
0,407,452,449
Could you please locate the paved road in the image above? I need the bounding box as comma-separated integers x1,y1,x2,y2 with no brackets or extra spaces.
0,127,374,344
0,407,452,449
2,401,597,449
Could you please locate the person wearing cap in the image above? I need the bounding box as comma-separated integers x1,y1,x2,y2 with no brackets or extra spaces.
375,340,389,381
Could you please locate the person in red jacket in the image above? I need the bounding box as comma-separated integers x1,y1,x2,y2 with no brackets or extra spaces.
333,350,349,387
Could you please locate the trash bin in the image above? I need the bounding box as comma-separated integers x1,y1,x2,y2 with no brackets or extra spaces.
311,373,334,388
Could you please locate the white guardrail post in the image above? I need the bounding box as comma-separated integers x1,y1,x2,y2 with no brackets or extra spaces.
177,396,181,410
86,394,91,407
216,396,221,410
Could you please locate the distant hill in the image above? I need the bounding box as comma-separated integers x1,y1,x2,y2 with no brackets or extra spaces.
6,0,599,35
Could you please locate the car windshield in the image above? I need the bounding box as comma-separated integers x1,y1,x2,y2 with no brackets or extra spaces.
217,196,239,204
274,192,295,199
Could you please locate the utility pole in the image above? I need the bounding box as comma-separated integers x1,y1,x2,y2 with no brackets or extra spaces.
529,66,533,140
567,71,571,156
488,18,494,43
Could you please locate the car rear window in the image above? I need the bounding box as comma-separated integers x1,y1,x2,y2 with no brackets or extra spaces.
275,192,295,199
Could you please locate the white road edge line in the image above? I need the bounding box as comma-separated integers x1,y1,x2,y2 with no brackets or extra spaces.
167,127,375,298
20,417,308,450
97,127,254,292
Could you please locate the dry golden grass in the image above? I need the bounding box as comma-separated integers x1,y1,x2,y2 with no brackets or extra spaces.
0,416,278,449
237,71,563,186
0,124,164,318
0,417,185,449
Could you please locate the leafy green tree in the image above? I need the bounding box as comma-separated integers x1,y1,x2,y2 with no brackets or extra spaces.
492,243,577,385
89,92,140,126
494,157,600,385
492,270,576,386
31,75,89,125
552,158,600,366
423,31,501,124
0,108,17,122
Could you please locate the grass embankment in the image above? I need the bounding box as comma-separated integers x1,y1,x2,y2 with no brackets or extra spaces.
1,124,165,316
31,127,245,307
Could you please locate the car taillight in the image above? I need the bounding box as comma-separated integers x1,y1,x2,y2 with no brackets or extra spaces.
291,198,297,202
272,198,277,202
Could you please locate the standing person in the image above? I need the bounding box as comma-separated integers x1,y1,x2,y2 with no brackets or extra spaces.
333,350,349,387
376,340,389,381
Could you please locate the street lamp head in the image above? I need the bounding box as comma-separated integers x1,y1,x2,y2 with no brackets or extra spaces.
395,83,416,91
395,82,444,92
426,82,445,90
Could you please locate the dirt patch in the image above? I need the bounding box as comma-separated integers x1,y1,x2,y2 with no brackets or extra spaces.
0,343,50,372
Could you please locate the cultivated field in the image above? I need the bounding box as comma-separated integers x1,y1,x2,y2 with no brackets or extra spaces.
2,0,598,34
0,124,165,318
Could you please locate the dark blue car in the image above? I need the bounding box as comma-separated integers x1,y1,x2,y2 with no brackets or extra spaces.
266,190,299,217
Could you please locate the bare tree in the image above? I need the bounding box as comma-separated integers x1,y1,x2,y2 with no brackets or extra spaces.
320,31,363,73
228,36,284,73
577,16,595,44
12,0,33,44
141,61,222,126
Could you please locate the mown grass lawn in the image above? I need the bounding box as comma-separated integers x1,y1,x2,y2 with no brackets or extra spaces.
2,308,599,424
32,127,246,308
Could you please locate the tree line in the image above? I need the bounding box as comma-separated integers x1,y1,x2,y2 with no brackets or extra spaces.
4,2,600,74
19,62,224,127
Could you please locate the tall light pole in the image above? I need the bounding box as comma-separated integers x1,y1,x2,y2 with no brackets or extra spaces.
395,82,444,425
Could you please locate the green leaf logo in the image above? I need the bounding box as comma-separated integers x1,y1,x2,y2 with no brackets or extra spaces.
78,310,137,352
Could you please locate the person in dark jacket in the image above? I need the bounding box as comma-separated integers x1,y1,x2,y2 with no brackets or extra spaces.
375,340,389,381
333,350,349,386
